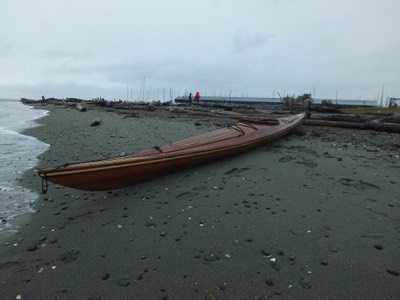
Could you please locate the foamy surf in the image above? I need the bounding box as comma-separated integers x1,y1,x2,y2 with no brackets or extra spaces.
0,99,49,239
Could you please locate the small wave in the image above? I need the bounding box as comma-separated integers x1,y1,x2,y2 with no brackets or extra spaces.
0,100,49,239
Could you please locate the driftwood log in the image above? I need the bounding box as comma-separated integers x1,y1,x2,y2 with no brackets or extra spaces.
306,113,400,133
184,109,400,133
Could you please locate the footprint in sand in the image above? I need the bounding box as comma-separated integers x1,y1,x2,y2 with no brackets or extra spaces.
279,156,293,163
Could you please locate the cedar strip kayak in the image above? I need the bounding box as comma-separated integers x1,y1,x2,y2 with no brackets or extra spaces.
38,113,306,191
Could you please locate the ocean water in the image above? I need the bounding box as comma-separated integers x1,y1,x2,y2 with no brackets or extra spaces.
0,99,49,238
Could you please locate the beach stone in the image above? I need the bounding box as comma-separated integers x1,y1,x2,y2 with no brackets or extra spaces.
386,269,399,276
374,244,384,250
320,259,329,266
145,220,157,228
100,272,110,280
116,278,131,287
90,118,101,127
39,235,47,242
261,248,271,256
265,279,274,286
161,293,168,300
60,249,79,263
26,244,38,252
300,278,312,289
204,253,217,262
49,238,58,244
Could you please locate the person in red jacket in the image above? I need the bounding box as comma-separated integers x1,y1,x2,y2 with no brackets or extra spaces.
194,91,200,101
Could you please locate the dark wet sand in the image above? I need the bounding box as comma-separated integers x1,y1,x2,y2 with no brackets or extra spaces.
0,105,399,299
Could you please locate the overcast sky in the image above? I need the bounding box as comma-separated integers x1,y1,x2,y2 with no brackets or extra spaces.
1,0,399,101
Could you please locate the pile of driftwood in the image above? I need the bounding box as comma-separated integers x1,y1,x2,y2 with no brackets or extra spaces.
183,108,400,133
305,113,400,133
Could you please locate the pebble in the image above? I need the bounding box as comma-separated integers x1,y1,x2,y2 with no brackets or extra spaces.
49,238,58,244
100,272,110,280
374,244,384,250
277,250,285,256
26,244,38,252
320,259,329,266
261,248,271,256
204,254,217,262
386,269,399,276
300,278,312,289
265,279,274,286
59,250,80,263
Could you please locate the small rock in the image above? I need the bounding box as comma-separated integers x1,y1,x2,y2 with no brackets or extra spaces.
374,244,384,250
320,259,329,266
261,248,271,256
204,254,217,262
100,272,110,280
159,231,166,237
386,269,399,276
265,279,274,286
49,238,58,244
300,278,312,289
26,244,38,252
90,118,101,127
59,250,79,263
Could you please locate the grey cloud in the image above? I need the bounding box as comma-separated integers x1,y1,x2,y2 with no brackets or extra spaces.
232,32,274,54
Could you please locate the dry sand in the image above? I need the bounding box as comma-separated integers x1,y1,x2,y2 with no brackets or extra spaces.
0,104,399,299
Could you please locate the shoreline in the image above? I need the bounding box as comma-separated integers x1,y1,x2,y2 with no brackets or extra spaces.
0,100,49,241
0,104,399,299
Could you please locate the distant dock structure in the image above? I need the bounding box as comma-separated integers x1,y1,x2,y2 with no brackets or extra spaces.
175,96,378,107
175,96,282,106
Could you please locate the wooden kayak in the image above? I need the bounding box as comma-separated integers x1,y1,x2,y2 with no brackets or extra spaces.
38,113,306,191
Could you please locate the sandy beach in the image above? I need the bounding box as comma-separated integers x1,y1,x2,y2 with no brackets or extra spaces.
0,104,399,299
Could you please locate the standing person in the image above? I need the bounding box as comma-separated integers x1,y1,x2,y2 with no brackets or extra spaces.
189,93,192,103
194,91,200,101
